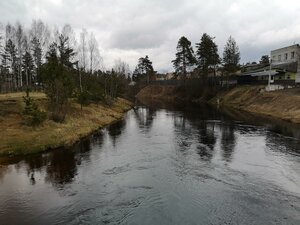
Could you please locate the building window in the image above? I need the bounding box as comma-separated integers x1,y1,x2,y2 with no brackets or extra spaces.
285,53,288,60
287,74,291,80
278,55,281,61
291,52,295,59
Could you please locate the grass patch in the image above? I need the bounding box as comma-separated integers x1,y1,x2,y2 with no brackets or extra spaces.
0,92,133,156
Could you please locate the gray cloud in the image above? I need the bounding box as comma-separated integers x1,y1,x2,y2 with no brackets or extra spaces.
1,0,300,72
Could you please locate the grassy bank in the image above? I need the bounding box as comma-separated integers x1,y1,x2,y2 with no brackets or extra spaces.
212,86,300,123
0,92,132,156
137,84,300,124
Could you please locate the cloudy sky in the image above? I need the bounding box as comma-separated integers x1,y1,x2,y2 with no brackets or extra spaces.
1,0,300,72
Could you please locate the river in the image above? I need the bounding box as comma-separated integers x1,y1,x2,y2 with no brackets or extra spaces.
0,103,300,225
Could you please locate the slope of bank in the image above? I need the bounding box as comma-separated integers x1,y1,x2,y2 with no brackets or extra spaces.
0,92,132,156
212,86,300,123
136,85,183,102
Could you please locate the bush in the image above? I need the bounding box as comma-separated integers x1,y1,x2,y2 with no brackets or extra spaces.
23,91,47,126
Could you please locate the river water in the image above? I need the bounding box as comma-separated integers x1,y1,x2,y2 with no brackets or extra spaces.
0,103,300,225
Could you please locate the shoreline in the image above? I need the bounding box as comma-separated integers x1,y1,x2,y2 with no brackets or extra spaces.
0,93,133,157
136,85,300,124
211,86,300,124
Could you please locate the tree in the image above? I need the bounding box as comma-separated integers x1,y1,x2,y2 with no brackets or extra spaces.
88,32,100,73
31,37,42,84
260,55,270,65
132,55,154,83
29,19,50,59
58,34,75,68
223,36,240,74
41,40,75,122
15,22,25,88
195,33,220,76
22,51,34,87
0,23,4,91
78,29,88,71
172,36,196,80
3,39,18,91
113,59,130,77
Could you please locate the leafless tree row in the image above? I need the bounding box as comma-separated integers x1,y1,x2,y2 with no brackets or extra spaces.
0,20,103,93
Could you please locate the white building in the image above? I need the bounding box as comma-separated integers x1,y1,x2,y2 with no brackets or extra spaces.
271,44,300,83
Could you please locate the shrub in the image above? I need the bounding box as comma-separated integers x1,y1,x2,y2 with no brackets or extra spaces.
23,90,47,126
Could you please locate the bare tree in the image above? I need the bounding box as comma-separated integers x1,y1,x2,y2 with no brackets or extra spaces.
62,24,77,49
113,58,130,76
15,22,25,88
29,20,50,60
88,32,101,73
78,28,88,71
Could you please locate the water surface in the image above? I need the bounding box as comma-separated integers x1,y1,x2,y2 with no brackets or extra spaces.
0,104,300,225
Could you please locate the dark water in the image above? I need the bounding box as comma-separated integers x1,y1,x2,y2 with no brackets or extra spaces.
0,103,300,225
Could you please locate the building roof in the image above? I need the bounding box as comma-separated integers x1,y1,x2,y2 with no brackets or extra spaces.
271,61,298,73
242,70,278,77
271,44,300,53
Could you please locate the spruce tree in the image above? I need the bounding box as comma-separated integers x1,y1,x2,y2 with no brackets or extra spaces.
223,36,240,74
196,33,220,76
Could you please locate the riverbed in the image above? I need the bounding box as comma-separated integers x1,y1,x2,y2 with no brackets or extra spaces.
0,103,299,225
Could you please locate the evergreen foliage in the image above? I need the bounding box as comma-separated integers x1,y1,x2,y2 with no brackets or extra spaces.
172,36,196,79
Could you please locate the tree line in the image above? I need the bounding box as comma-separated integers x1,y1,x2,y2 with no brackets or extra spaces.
0,20,108,92
172,34,240,81
0,20,132,124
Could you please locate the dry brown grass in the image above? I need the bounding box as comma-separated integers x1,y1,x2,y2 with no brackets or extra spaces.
0,92,132,156
136,85,181,102
217,86,300,123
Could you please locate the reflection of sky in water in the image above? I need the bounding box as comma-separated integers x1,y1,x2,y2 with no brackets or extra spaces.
0,105,300,225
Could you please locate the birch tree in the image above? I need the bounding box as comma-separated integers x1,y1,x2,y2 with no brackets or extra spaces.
78,28,88,71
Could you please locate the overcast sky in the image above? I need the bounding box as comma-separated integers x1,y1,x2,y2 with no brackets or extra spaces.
1,0,300,72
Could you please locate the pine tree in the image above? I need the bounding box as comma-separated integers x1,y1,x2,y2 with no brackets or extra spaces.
133,55,154,82
223,36,240,74
22,51,34,87
196,33,220,75
172,36,196,80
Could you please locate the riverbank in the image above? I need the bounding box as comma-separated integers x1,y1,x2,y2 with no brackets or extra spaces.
212,86,300,123
136,84,300,124
0,92,132,156
136,85,183,103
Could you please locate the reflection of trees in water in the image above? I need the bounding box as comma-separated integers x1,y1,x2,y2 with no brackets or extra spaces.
197,122,216,161
220,123,236,162
0,166,11,181
133,107,156,132
107,119,126,146
173,111,217,161
2,138,94,187
44,138,93,186
45,149,77,185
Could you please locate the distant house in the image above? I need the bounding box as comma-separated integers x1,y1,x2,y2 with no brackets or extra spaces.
238,44,300,85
